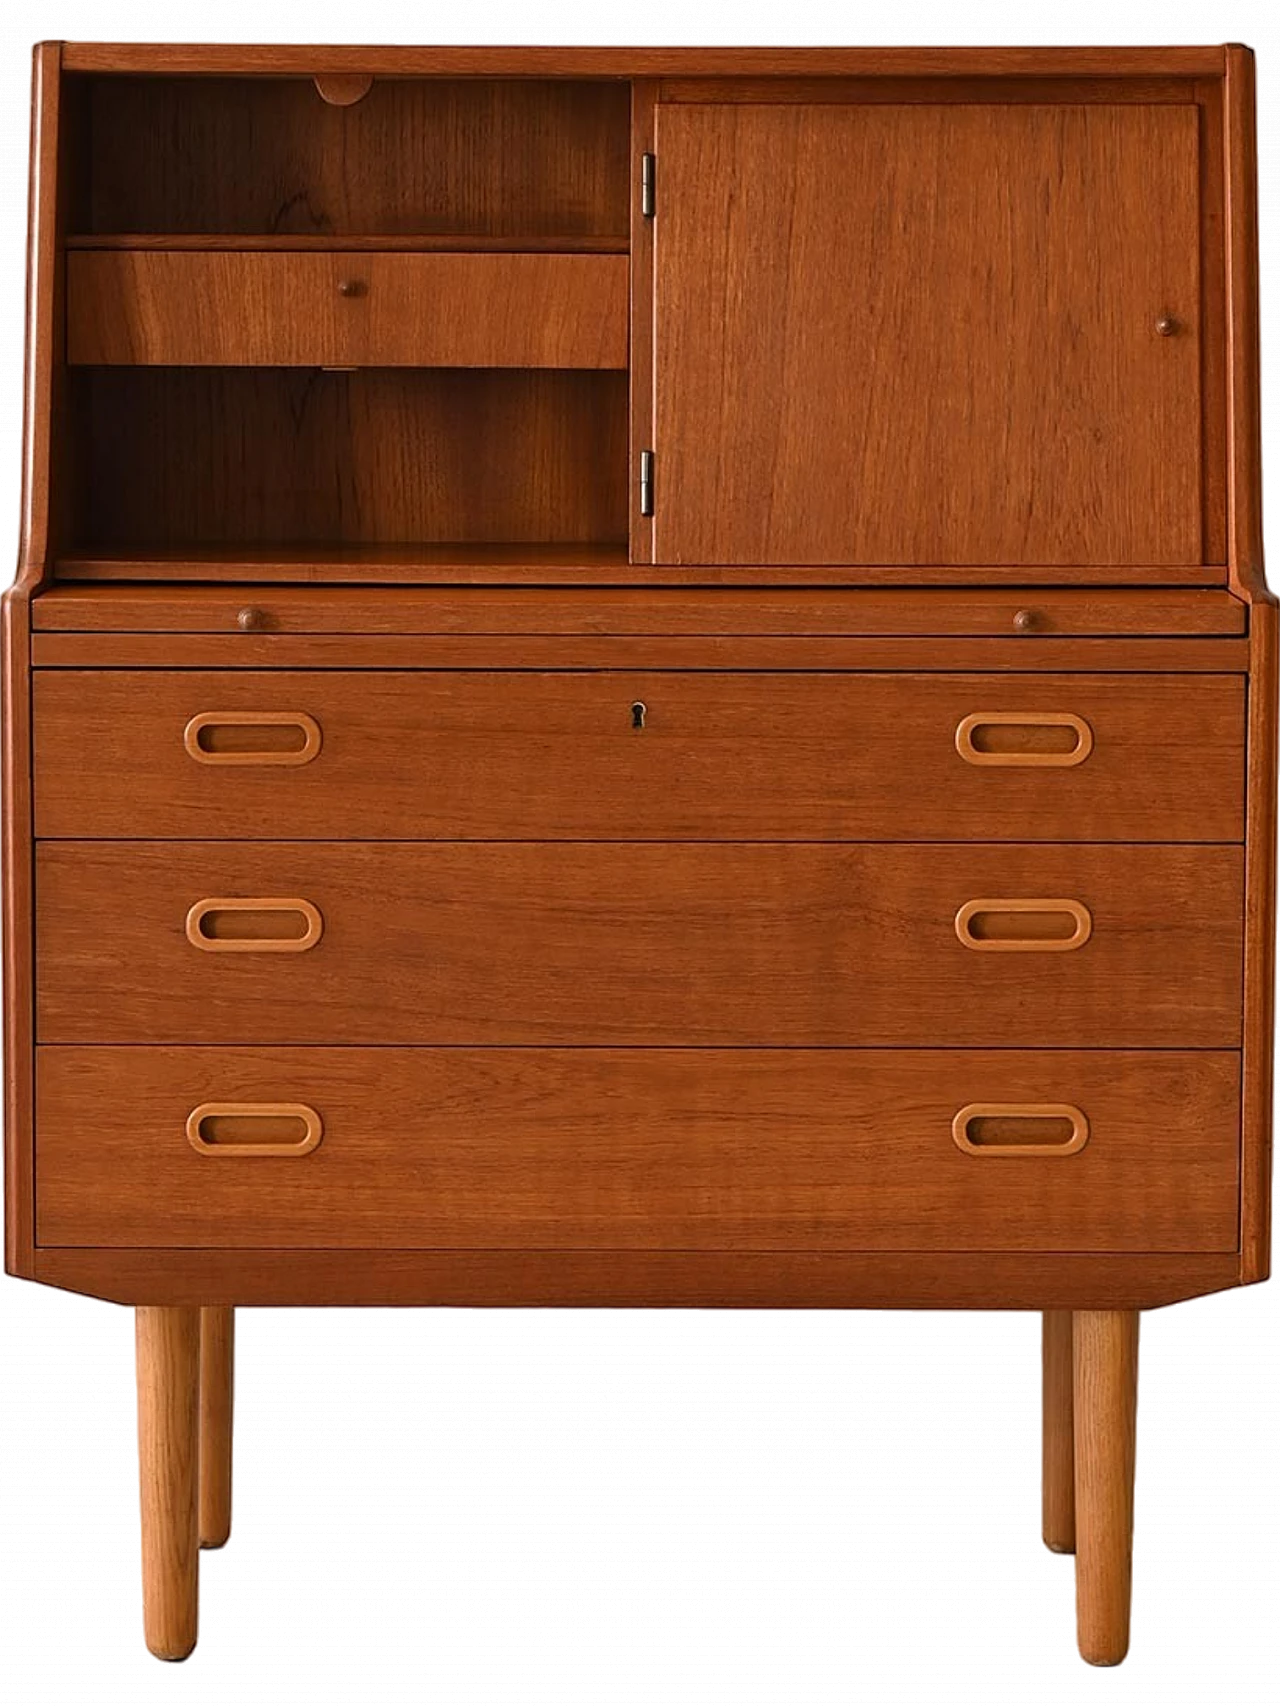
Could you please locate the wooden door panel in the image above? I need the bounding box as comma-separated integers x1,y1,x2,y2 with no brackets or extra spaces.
653,102,1203,567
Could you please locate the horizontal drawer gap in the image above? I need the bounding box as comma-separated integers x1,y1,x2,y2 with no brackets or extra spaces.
31,1042,1244,1053
31,838,1247,848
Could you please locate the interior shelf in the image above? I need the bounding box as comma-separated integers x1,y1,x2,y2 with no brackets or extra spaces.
55,544,635,582
66,233,630,253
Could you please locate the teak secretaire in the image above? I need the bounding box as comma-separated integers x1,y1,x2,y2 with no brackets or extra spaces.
3,42,1272,1665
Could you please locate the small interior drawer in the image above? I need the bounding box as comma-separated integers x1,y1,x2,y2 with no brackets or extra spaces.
34,1045,1241,1252
66,250,630,368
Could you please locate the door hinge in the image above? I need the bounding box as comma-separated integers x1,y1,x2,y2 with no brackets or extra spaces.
641,153,656,218
639,450,655,517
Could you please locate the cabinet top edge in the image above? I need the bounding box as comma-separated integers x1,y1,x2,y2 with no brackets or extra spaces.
53,43,1233,79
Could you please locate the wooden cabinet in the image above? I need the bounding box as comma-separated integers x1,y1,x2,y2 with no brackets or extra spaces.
2,42,1272,1668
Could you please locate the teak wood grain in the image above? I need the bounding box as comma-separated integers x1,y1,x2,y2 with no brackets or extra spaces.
1042,1310,1076,1553
27,634,1252,673
60,46,1231,77
34,1047,1240,1253
32,1248,1244,1313
657,75,1208,107
35,841,1243,1048
17,44,63,583
1225,46,1265,594
198,1307,233,1549
654,102,1205,569
27,586,1250,636
68,251,629,369
67,234,631,253
135,1306,200,1659
32,670,1246,843
1242,600,1278,1279
77,75,630,239
53,552,1229,589
1074,1310,1140,1665
71,367,628,548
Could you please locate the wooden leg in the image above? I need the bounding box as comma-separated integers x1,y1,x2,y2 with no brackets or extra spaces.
136,1306,200,1660
1073,1309,1139,1667
199,1307,235,1549
1042,1310,1076,1553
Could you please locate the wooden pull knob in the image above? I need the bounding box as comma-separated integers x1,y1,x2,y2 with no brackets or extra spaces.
313,73,374,107
1013,608,1039,633
1155,314,1180,337
236,607,267,632
337,278,367,299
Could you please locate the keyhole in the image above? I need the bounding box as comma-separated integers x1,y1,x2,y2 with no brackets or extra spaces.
631,701,647,730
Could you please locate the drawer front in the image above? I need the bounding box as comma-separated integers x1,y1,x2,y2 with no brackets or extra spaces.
34,1047,1240,1252
35,842,1243,1047
66,250,629,369
33,671,1245,842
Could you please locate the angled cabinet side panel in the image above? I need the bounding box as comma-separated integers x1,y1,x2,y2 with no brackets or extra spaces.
7,42,65,1280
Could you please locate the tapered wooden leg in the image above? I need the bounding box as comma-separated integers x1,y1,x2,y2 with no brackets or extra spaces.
136,1306,200,1660
199,1307,235,1549
1042,1310,1076,1553
1073,1310,1139,1666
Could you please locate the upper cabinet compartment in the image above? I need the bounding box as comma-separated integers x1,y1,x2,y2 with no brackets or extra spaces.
70,75,631,243
57,75,632,566
651,96,1216,569
65,77,630,371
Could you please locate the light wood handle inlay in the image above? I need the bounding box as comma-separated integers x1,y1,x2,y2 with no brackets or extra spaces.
186,1103,323,1157
185,897,323,952
955,898,1092,952
955,712,1094,766
952,1103,1090,1157
183,711,322,765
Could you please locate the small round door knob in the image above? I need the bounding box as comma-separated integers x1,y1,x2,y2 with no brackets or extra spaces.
1155,314,1180,337
1013,608,1039,634
337,278,367,298
236,606,268,632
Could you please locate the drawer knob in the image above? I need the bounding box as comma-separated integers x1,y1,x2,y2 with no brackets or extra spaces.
955,898,1092,953
187,1102,323,1157
184,711,322,766
1155,314,1180,337
185,897,324,953
952,1103,1089,1157
1012,608,1040,633
955,712,1093,768
236,606,268,632
313,73,374,107
337,278,367,299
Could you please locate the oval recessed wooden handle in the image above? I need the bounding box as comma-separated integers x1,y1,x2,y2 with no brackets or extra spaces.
955,712,1093,767
952,1103,1089,1157
186,1103,323,1157
185,898,323,953
183,711,322,766
955,898,1092,952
